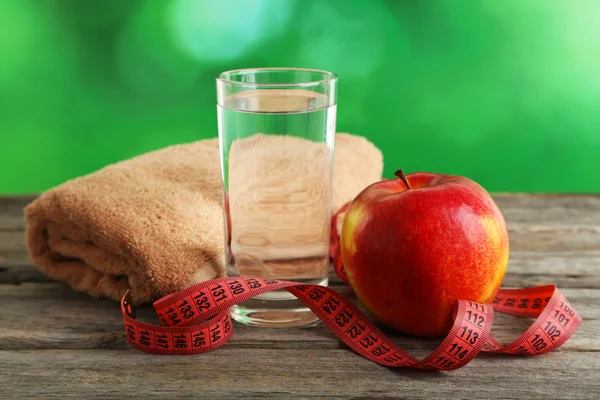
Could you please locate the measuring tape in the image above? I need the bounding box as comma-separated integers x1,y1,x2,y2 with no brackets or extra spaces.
121,208,582,370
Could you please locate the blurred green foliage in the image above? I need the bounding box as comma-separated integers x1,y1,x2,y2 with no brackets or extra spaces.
1,0,599,194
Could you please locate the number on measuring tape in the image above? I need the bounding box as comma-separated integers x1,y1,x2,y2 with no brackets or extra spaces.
227,280,247,295
334,308,354,328
246,278,263,290
530,333,548,351
210,284,229,303
322,297,341,315
309,287,326,302
543,321,561,341
346,321,367,339
121,278,581,369
466,310,485,327
192,330,207,348
193,290,211,311
177,298,195,320
459,326,479,344
371,344,391,357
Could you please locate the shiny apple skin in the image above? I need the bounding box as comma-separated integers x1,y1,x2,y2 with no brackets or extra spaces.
340,172,509,337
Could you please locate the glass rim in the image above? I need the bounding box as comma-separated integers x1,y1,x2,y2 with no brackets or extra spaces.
216,67,338,87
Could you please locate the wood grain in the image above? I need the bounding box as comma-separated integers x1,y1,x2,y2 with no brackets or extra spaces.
0,348,598,400
4,252,600,288
493,194,600,225
3,194,600,230
1,194,599,399
0,195,32,231
0,282,597,352
3,224,600,258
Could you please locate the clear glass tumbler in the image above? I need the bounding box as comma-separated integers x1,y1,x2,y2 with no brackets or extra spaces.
216,68,338,327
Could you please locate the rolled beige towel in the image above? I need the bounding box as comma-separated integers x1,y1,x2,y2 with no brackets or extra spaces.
25,133,382,304
333,133,383,213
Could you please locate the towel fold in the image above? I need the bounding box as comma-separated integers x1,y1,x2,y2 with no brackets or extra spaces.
25,133,383,304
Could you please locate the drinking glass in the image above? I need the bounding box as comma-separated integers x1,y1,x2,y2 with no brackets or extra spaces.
216,68,338,327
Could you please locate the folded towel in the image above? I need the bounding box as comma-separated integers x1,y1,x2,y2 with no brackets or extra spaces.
25,133,383,304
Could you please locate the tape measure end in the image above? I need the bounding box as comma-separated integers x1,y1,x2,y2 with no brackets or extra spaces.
123,291,136,319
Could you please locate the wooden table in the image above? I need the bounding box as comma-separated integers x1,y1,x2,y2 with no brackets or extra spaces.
1,195,598,399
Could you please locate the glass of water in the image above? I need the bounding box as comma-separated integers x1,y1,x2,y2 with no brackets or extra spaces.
216,68,338,327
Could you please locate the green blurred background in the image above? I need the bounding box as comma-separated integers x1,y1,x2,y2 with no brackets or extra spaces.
1,0,599,194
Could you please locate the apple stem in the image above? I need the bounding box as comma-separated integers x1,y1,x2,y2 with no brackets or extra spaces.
394,169,412,189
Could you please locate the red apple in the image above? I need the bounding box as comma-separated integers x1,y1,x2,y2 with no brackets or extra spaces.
340,170,509,337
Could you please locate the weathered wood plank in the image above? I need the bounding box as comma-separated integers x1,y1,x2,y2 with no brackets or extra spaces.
0,195,33,231
4,250,600,289
1,195,599,399
0,265,51,284
0,231,33,280
500,252,600,289
3,223,599,268
0,232,31,268
493,194,600,225
2,195,600,270
2,194,600,232
0,348,598,399
508,224,600,252
0,282,596,352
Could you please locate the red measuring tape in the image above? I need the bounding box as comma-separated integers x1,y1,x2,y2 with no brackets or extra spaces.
121,208,582,370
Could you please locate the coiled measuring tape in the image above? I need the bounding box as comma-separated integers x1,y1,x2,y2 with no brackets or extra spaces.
121,208,581,370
